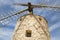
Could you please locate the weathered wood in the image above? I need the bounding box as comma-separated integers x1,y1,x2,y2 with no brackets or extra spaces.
11,14,50,40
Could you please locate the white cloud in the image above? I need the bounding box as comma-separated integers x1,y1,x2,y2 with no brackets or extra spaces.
50,14,60,22
0,28,12,36
0,27,13,40
49,22,60,32
50,15,57,21
6,22,16,27
51,36,60,40
0,0,12,5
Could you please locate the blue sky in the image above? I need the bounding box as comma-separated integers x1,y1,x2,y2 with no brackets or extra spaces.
0,0,60,40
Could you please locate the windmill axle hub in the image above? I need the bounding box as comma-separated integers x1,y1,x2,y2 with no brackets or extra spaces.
28,3,33,13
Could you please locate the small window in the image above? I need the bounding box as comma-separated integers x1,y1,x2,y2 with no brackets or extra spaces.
26,30,31,37
39,18,41,21
20,19,22,21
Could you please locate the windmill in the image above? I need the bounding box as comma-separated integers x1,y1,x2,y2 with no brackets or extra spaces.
0,2,60,40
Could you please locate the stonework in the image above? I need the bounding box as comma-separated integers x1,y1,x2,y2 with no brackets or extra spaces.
11,14,50,40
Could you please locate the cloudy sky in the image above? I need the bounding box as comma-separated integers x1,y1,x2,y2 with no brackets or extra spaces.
0,0,60,40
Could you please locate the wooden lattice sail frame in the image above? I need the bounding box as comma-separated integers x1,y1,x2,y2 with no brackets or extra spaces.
11,13,50,40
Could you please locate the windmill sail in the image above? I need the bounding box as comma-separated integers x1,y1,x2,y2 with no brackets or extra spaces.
0,9,26,25
0,9,28,21
13,3,60,9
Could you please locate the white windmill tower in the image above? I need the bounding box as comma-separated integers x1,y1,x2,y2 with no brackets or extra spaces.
0,2,60,40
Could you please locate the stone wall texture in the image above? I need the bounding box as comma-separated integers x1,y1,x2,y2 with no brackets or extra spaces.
11,14,50,40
